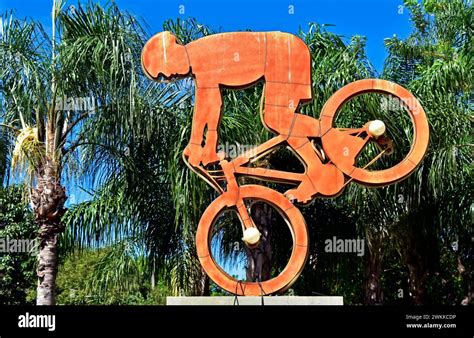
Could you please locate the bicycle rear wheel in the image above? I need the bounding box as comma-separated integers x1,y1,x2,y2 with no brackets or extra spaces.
320,79,429,185
196,185,309,296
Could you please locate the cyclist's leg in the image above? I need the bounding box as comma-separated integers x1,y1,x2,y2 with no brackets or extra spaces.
261,104,294,136
289,113,321,138
263,83,343,202
263,112,336,203
201,94,222,166
262,111,321,203
184,88,222,166
262,82,319,136
286,136,344,202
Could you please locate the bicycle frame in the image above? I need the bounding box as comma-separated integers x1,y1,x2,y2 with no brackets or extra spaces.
184,134,305,196
183,123,378,233
184,124,374,196
231,135,306,184
183,134,303,231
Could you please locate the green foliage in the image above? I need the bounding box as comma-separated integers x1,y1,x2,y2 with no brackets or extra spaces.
0,185,36,305
56,248,170,305
381,0,472,304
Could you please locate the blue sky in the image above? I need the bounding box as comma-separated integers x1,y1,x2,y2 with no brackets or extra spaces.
0,0,413,72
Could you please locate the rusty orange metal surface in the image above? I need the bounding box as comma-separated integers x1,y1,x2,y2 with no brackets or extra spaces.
142,31,430,296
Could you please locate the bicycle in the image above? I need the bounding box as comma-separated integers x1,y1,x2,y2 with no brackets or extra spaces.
187,79,429,296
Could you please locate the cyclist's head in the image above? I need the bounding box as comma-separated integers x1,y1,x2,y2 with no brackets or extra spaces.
141,31,190,81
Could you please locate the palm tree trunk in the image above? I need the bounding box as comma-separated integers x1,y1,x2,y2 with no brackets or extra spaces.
406,251,428,305
31,159,66,305
364,249,383,305
245,203,272,283
402,212,433,305
199,269,210,296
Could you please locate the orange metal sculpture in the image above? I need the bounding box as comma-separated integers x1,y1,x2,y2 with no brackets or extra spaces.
141,31,429,296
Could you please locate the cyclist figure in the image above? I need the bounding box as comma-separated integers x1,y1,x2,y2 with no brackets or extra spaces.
142,31,344,203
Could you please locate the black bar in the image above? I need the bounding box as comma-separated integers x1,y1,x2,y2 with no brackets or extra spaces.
0,305,471,337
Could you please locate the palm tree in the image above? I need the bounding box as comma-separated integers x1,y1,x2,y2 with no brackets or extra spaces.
303,0,472,305
0,0,170,305
359,0,473,304
390,0,471,304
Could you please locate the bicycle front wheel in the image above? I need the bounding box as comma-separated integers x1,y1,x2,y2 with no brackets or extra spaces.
196,185,309,296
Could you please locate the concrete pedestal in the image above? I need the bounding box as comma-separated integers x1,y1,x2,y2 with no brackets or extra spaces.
166,296,343,305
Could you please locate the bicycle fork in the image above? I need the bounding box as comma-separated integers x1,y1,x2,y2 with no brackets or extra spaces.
220,160,261,246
